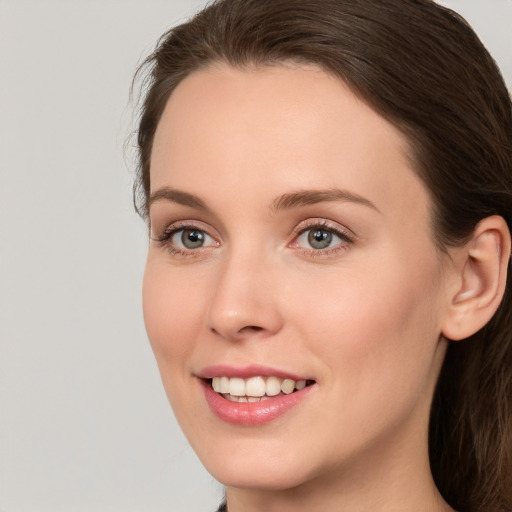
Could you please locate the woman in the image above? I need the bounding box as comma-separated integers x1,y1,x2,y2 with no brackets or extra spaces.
133,0,512,510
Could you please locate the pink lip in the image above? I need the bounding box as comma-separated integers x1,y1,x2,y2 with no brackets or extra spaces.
197,364,310,381
200,378,315,426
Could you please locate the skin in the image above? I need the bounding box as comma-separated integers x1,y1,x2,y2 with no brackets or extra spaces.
143,63,458,512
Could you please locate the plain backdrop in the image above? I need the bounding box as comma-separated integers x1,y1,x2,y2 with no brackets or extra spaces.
0,1,510,511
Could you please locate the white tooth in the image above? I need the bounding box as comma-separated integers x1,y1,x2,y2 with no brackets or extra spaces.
265,376,282,396
226,394,238,402
212,377,221,392
229,377,246,396
238,397,248,403
281,379,295,394
296,380,306,390
246,376,266,397
248,397,260,403
219,376,230,393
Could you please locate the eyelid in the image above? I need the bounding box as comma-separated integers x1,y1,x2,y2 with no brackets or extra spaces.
292,218,355,238
289,218,355,254
152,219,217,241
151,217,354,258
151,219,220,257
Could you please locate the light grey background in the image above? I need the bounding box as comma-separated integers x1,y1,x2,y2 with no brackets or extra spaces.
0,1,510,511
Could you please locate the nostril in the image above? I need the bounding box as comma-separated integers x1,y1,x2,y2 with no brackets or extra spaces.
209,325,264,337
241,325,264,333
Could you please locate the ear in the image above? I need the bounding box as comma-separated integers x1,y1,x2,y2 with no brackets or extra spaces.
442,215,511,341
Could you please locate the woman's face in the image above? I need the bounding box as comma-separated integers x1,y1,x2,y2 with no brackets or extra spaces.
144,63,452,491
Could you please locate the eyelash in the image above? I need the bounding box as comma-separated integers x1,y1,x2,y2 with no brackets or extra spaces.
152,221,218,258
291,220,355,257
152,219,355,258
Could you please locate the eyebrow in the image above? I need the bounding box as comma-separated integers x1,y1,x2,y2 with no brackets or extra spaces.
148,186,380,214
148,187,208,211
271,189,380,213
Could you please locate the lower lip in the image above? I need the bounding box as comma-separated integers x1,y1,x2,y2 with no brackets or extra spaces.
201,380,315,426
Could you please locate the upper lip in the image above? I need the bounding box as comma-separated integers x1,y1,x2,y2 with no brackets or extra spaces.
196,364,312,381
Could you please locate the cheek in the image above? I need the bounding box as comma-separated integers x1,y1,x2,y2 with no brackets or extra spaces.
289,254,444,386
142,260,204,366
142,259,212,430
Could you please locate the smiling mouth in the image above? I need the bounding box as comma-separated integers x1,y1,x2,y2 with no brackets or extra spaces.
206,376,316,403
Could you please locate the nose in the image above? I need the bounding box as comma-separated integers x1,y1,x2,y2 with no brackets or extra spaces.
206,250,284,341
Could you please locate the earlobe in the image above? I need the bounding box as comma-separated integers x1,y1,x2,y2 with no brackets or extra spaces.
442,215,511,341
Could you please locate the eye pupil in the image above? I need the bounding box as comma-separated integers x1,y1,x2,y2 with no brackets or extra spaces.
308,229,332,249
182,229,205,249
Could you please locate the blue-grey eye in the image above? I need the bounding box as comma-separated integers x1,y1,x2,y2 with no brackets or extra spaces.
171,228,214,249
295,225,347,251
308,229,333,249
182,229,205,249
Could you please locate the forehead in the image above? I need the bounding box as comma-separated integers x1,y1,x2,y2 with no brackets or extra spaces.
150,63,430,227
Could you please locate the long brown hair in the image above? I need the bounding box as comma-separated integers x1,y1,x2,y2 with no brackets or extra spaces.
132,1,512,510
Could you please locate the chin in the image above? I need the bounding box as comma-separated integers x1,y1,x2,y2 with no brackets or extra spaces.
195,439,318,491
212,465,310,492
